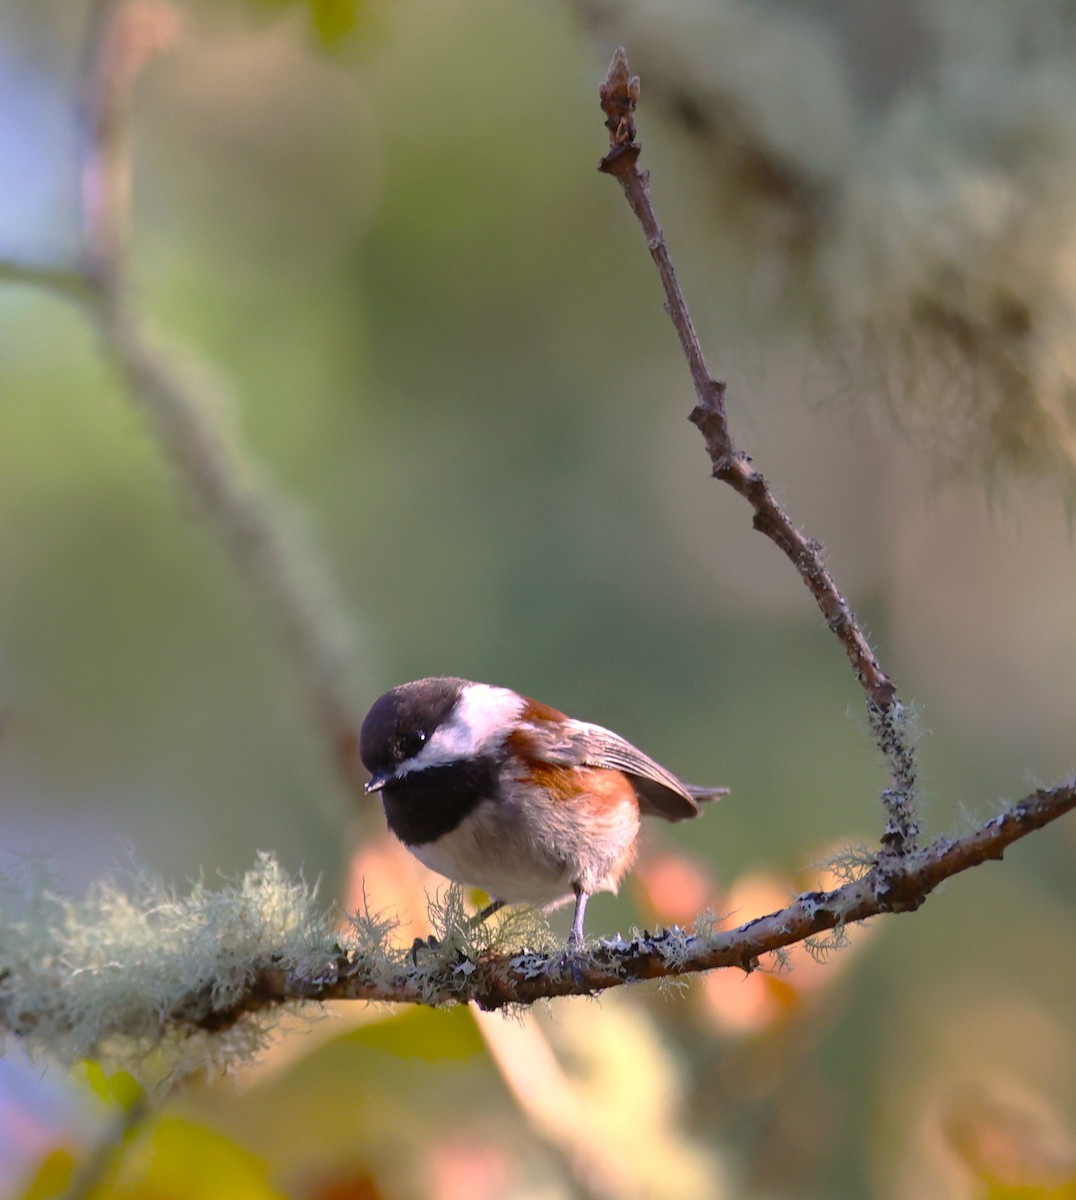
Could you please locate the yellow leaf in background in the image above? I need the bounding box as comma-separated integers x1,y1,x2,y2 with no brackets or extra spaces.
16,1150,75,1200
984,1180,1076,1199
944,1083,1076,1200
79,1060,113,1105
79,1061,145,1112
111,1118,286,1200
107,1072,144,1113
307,0,362,43
344,1005,484,1062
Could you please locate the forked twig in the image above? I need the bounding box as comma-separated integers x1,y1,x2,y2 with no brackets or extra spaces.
597,48,918,855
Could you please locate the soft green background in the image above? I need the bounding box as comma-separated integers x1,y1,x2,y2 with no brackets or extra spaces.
2,2,1076,1198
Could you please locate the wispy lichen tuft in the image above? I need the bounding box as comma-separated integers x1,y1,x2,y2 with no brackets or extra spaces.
803,922,850,965
815,842,877,887
420,886,553,959
583,0,1076,495
0,853,337,1086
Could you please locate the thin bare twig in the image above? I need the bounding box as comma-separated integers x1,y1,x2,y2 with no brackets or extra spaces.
597,47,919,854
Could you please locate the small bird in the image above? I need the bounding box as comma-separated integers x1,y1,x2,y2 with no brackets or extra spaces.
359,676,727,946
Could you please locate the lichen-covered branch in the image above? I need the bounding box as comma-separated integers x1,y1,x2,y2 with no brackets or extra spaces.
597,48,919,854
3,781,1072,1074
227,777,1076,1012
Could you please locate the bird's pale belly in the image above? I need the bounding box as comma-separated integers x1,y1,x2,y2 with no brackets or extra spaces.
403,781,641,908
407,816,576,907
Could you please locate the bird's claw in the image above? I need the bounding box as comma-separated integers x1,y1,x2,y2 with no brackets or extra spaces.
561,939,591,991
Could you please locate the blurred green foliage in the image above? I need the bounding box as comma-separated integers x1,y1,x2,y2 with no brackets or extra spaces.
242,0,366,44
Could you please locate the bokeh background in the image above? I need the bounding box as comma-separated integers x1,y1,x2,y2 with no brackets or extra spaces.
3,1,1076,1197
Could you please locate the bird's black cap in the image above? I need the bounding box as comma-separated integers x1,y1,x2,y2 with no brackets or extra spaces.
359,676,467,781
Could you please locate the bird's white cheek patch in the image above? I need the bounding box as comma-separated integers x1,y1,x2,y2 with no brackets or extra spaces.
408,684,524,772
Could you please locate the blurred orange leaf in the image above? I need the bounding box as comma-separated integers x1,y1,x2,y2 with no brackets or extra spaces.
304,1170,385,1200
631,849,716,927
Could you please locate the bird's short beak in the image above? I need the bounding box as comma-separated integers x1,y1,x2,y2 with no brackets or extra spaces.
364,773,389,795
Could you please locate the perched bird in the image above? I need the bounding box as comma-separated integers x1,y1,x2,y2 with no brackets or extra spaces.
359,676,727,945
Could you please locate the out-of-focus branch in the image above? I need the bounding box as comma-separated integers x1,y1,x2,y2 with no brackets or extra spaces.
61,1094,151,1200
0,1,374,807
476,1013,636,1200
3,779,1071,1055
78,0,136,284
90,309,372,797
0,259,90,297
597,47,919,855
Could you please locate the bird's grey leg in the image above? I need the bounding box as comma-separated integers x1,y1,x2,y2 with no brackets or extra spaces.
567,885,589,950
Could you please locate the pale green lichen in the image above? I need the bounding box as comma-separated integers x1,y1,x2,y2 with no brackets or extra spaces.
643,926,697,971
815,842,877,887
767,944,791,974
0,853,338,1085
690,909,720,941
803,922,850,966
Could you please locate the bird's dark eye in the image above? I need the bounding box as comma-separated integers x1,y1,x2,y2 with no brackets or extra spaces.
398,729,428,760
